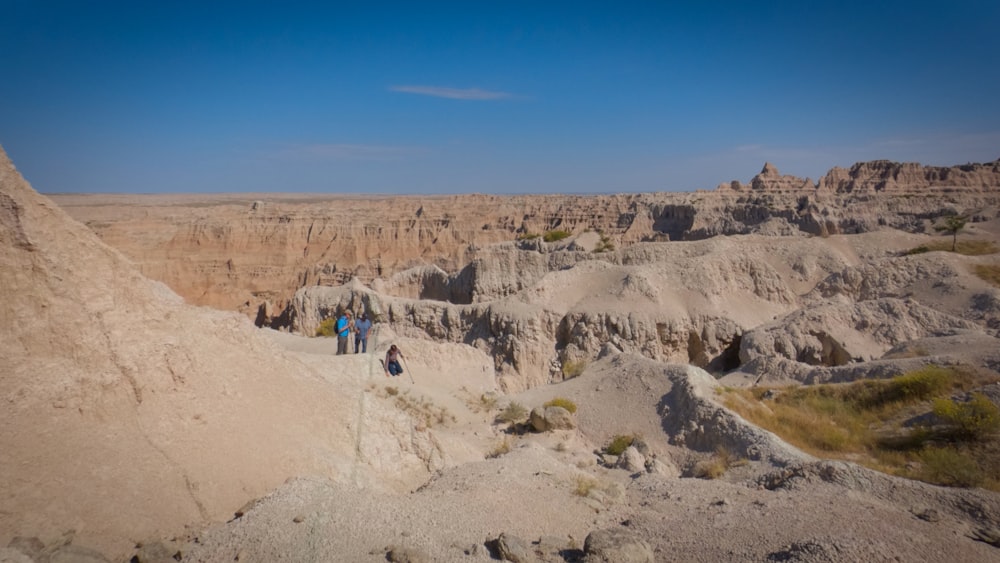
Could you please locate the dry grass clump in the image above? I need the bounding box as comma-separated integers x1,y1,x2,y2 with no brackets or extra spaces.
487,438,512,459
692,446,745,479
497,401,529,424
572,475,600,497
974,264,1000,287
544,397,577,414
561,359,586,379
721,365,1000,490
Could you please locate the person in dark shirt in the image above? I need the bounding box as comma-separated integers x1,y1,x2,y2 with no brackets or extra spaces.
354,313,373,353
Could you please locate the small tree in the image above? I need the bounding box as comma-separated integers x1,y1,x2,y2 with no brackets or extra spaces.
935,215,967,252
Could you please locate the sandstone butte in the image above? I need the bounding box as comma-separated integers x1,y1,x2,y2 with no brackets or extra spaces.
51,158,1000,326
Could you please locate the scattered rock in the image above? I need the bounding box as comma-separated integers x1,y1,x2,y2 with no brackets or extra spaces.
582,527,654,562
6,537,43,561
614,446,646,473
386,545,431,563
969,527,1000,548
131,540,182,563
487,533,536,563
645,457,681,478
530,406,576,432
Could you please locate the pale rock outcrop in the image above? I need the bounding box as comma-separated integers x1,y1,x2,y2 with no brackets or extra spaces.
529,406,576,432
614,446,647,473
290,284,563,391
739,298,979,369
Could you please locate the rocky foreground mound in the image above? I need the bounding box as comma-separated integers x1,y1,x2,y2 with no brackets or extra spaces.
0,148,487,559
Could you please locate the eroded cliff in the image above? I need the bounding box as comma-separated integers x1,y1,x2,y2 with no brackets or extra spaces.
52,159,1000,326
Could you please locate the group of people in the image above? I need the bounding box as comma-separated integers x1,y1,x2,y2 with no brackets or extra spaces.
334,310,373,355
332,310,406,379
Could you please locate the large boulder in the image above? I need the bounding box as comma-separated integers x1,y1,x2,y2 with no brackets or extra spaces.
583,527,654,563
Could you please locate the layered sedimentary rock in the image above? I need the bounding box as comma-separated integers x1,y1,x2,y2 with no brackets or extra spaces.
52,159,1000,324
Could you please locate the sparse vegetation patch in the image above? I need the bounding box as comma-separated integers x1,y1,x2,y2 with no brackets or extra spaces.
974,264,1000,287
593,231,615,253
497,401,529,424
721,366,1000,490
904,240,997,256
376,386,455,428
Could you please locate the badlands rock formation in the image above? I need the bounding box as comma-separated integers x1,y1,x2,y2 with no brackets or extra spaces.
52,159,1000,323
5,143,1000,562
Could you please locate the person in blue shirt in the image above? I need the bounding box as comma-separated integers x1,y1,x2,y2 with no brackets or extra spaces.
335,311,353,355
354,313,373,353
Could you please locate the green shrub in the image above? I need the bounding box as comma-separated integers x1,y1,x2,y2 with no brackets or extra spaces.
543,229,571,242
544,397,578,414
605,434,636,456
933,393,1000,441
846,366,953,408
917,447,984,487
497,401,528,424
315,318,337,337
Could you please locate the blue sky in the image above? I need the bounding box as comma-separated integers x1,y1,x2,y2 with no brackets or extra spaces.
1,1,997,194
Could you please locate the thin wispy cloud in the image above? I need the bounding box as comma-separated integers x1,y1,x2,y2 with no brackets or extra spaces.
273,143,425,161
389,85,513,100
